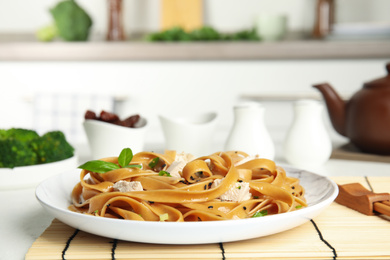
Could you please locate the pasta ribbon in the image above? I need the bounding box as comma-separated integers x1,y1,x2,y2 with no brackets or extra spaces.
69,150,307,222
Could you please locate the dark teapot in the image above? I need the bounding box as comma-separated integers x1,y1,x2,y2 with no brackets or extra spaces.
313,62,390,155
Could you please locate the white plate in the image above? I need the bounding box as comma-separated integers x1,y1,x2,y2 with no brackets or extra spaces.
35,167,338,244
0,156,78,190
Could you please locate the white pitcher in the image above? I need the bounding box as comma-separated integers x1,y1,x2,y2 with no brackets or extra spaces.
283,99,332,168
224,102,275,160
159,112,218,157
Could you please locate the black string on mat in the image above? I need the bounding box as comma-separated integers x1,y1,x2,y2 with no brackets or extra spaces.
110,239,118,260
219,242,226,260
310,219,337,260
62,229,79,260
61,218,340,260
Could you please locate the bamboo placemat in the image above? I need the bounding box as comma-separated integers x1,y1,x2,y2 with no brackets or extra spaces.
26,177,390,260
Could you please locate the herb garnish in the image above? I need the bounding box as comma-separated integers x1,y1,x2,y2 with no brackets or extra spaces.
158,170,172,177
118,148,133,167
252,210,268,218
148,157,159,168
159,213,169,222
78,148,141,173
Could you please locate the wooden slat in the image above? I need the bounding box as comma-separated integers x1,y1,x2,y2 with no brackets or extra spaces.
26,177,390,260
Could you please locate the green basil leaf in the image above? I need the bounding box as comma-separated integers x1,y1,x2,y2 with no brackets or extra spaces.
78,160,120,173
118,148,133,167
148,157,159,168
123,164,142,169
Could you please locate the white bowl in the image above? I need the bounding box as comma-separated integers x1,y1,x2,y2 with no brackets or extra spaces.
83,119,148,159
0,155,78,190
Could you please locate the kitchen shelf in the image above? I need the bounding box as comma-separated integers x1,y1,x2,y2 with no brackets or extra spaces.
0,34,389,61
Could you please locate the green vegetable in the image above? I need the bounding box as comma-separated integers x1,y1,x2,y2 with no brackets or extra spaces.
0,128,74,168
158,170,171,177
252,210,268,218
1,128,39,142
222,28,260,41
50,0,92,41
145,26,260,42
295,205,303,209
0,139,38,168
36,24,58,42
0,129,6,139
148,157,159,168
30,131,74,164
190,26,221,41
146,27,191,42
78,148,141,173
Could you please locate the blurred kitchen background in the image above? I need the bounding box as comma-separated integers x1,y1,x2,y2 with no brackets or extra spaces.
0,0,390,161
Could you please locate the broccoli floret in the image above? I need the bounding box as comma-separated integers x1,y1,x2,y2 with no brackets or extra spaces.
0,129,7,139
30,131,74,163
2,128,39,142
0,139,38,168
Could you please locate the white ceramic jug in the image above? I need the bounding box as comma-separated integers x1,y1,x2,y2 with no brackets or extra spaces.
159,112,218,157
283,99,332,168
224,102,275,160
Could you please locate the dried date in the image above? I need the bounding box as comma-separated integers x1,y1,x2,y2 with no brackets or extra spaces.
85,110,141,128
99,110,120,122
84,110,97,120
122,115,140,127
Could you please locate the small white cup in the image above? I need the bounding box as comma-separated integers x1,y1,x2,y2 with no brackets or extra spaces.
255,13,287,41
83,118,148,159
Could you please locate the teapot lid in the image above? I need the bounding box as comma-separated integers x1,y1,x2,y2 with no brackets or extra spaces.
364,62,390,89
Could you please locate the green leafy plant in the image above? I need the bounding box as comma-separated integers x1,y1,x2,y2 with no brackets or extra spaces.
78,148,142,173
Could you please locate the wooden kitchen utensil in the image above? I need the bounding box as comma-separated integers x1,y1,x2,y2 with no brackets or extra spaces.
336,183,390,216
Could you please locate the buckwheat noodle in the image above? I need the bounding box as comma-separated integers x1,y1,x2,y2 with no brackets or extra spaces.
69,151,306,221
